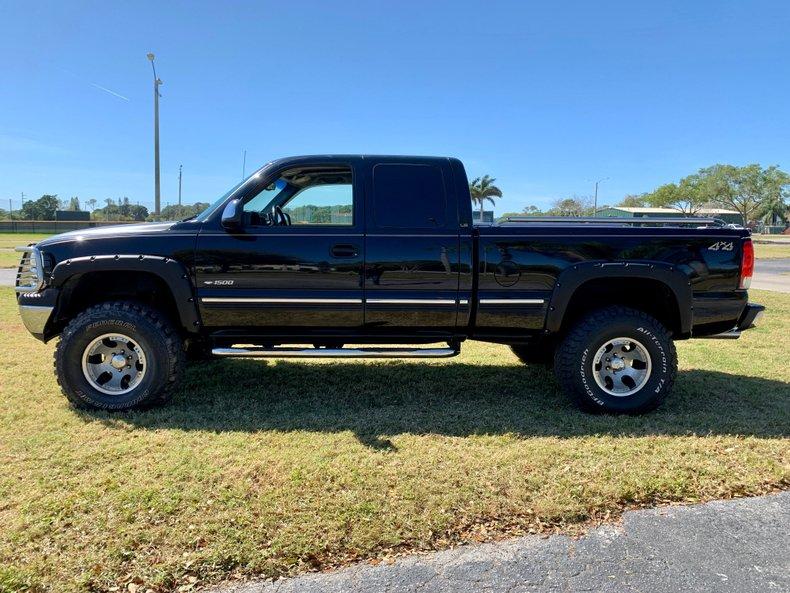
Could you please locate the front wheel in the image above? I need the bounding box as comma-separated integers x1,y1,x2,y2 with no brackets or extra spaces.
554,306,677,414
54,301,184,410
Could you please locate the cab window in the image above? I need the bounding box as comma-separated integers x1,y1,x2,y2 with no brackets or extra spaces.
242,166,353,226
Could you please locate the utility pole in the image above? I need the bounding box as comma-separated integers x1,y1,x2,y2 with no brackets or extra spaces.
592,178,609,216
242,149,247,179
8,198,11,219
147,53,163,215
178,164,182,206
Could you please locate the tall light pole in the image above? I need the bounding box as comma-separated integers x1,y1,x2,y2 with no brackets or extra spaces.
147,53,163,215
178,164,182,206
593,177,609,216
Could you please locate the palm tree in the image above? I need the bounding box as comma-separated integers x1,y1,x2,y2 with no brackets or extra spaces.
759,194,788,226
469,175,503,223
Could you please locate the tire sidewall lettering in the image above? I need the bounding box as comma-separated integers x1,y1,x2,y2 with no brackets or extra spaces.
573,317,672,411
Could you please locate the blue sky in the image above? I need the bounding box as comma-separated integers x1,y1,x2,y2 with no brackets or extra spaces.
1,0,788,214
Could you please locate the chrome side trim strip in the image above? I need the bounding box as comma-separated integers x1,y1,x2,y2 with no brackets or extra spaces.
201,297,362,304
202,297,465,305
366,298,457,305
479,298,545,305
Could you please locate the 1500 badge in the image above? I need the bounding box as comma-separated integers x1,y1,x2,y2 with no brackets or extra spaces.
203,280,235,285
708,241,734,251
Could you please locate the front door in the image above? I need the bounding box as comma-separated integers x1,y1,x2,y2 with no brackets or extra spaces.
195,163,364,330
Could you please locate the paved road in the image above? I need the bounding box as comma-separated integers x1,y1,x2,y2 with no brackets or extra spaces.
213,492,790,593
0,268,14,287
752,258,790,293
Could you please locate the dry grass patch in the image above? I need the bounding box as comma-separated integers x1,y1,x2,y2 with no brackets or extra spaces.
0,288,788,592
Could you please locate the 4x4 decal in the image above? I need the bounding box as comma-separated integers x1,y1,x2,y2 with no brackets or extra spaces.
708,241,734,251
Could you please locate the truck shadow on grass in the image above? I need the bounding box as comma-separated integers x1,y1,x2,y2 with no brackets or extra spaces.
83,359,790,448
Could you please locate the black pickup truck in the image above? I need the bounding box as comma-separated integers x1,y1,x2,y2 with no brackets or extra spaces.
15,155,764,414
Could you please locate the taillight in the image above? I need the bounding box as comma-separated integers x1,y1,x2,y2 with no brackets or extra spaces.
739,239,754,289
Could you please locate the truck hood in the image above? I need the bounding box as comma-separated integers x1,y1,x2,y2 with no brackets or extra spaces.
37,222,190,247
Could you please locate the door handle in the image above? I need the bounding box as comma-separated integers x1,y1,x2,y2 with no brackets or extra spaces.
331,244,358,258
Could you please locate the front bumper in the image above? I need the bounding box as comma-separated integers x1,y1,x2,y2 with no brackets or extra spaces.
16,288,59,342
19,305,54,336
702,303,765,339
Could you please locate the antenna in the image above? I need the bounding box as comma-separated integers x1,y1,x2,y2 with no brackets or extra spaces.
242,149,247,179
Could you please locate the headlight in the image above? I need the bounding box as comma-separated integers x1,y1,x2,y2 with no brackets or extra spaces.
15,245,45,293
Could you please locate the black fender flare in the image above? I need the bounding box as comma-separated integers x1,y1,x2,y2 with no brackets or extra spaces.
50,254,201,333
545,261,693,335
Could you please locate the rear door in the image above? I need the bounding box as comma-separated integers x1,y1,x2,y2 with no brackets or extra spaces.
363,159,462,330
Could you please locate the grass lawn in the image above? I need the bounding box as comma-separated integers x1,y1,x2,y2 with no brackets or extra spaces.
753,241,790,259
0,287,788,593
0,234,52,269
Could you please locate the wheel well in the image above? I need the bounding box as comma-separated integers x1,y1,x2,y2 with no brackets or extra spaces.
54,271,183,333
560,277,682,336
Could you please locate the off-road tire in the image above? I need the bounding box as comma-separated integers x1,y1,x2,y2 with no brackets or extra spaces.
554,306,677,414
54,301,184,410
510,343,554,366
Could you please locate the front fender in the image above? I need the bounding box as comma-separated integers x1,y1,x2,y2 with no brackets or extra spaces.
50,254,201,333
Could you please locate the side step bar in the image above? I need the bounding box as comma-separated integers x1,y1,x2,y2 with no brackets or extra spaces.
211,346,460,359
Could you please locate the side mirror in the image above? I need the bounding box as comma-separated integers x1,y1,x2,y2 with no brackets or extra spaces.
221,199,242,230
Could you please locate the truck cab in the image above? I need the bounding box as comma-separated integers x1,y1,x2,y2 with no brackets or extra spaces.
194,155,474,343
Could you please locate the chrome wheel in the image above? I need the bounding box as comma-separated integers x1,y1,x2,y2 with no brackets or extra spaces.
81,333,147,395
592,337,652,397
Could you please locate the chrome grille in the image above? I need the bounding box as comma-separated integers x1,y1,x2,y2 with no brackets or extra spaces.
15,246,45,293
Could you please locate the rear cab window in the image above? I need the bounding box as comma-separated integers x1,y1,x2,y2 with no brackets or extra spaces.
372,163,448,229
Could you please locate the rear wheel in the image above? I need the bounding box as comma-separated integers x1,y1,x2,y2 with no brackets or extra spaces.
54,301,184,410
554,306,677,414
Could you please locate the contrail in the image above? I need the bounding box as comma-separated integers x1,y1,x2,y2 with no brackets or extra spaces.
89,82,129,101
59,67,130,101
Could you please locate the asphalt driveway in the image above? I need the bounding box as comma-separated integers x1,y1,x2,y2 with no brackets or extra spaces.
213,492,790,593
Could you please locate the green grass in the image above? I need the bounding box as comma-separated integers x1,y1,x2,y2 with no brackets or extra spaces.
754,242,790,259
0,234,52,269
0,288,787,592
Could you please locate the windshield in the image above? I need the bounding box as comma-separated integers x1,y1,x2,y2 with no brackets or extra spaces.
192,179,247,222
192,165,272,223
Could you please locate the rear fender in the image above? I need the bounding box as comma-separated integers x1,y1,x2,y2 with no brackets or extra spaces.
545,262,693,335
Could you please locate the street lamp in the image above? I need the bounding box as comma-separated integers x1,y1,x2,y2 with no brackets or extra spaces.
147,53,163,215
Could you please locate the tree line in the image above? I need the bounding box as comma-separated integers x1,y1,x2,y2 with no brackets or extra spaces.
487,163,790,225
0,195,210,222
6,163,788,227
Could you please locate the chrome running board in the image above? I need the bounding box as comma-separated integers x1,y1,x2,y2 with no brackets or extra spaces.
699,329,741,339
212,346,460,359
